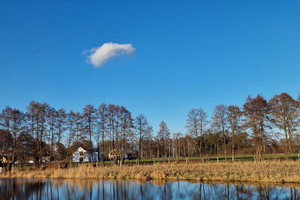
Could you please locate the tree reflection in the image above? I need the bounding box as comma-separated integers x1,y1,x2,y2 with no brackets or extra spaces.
0,178,45,200
1,178,300,199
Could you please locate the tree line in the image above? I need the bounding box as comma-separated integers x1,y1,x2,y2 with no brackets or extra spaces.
0,92,299,168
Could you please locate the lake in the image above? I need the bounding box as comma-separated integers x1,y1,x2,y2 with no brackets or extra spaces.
0,178,299,200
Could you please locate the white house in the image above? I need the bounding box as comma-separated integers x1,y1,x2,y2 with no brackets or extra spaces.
72,147,89,162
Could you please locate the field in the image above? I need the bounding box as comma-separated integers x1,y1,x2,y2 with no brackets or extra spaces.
100,153,300,165
2,157,300,184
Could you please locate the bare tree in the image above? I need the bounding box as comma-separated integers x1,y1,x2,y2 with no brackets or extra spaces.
82,105,97,163
269,93,300,158
26,101,50,167
134,114,153,163
119,106,134,165
56,108,67,144
212,105,228,159
66,111,81,146
16,132,35,164
46,106,57,161
227,105,242,161
157,121,170,157
0,106,12,131
0,107,26,169
0,129,12,171
243,95,270,161
1,92,300,166
0,129,12,154
172,132,183,158
96,103,108,160
107,105,116,154
186,108,208,157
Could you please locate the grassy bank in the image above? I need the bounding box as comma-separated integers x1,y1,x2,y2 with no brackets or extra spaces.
2,160,300,184
120,154,300,164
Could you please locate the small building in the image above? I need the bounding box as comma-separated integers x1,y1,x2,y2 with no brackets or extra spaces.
0,155,7,165
72,147,101,163
0,155,8,173
41,156,51,163
72,147,89,162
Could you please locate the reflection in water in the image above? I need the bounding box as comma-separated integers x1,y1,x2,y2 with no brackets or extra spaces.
0,178,300,200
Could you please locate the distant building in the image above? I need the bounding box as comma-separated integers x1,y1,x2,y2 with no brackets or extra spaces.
0,155,7,165
0,155,8,173
41,156,51,163
72,147,101,163
72,147,89,162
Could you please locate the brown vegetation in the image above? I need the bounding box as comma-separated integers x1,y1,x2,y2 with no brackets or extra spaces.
2,160,300,184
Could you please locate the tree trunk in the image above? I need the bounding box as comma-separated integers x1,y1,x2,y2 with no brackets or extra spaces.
284,129,289,159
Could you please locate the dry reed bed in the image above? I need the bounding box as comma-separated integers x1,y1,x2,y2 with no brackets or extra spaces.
1,160,300,184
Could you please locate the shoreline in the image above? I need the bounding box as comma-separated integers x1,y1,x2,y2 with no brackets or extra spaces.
1,160,300,185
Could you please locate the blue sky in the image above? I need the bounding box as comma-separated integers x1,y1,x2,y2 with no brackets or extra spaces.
0,1,299,134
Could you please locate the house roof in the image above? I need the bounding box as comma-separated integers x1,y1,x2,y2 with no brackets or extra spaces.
76,147,87,153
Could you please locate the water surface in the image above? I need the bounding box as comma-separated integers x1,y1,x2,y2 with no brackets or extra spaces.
0,178,300,200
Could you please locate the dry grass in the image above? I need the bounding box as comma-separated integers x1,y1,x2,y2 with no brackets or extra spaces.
2,160,300,184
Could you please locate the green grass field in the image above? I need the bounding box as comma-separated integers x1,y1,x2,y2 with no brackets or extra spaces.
39,153,299,168
95,153,300,165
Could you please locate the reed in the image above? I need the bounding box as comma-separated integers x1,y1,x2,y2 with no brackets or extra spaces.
1,160,300,184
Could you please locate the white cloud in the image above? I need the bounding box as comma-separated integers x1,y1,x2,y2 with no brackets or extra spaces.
86,42,135,67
